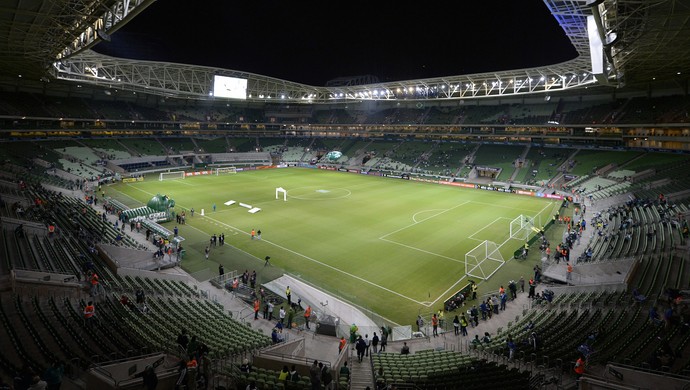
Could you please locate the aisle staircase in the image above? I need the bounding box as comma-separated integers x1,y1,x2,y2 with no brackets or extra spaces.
349,349,374,389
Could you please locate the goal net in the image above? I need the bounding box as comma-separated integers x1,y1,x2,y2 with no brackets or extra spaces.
159,171,185,181
509,214,536,240
216,167,237,175
465,240,505,281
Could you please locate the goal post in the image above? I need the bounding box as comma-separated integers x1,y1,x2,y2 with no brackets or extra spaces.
215,166,237,175
465,240,505,281
276,187,287,201
159,171,185,181
510,214,537,240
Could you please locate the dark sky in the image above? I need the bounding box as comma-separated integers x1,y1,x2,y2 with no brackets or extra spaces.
95,1,578,86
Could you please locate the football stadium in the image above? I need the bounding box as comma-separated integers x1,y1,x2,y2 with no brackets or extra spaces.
1,1,690,389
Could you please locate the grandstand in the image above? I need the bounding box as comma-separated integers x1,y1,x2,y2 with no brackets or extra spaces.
2,0,690,389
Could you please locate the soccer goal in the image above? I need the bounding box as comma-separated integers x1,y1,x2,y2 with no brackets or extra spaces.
509,214,536,240
159,171,185,181
276,187,287,201
465,240,505,280
216,166,237,175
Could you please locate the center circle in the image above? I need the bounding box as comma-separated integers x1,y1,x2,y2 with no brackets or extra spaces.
288,186,352,200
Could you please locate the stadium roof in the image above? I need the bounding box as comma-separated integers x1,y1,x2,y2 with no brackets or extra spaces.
0,0,155,79
1,0,689,104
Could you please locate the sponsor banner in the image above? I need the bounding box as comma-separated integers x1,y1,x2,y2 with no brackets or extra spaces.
515,190,534,196
147,212,168,223
545,194,564,200
347,169,360,174
185,170,212,177
475,166,501,173
122,177,144,183
439,182,476,189
409,177,439,184
563,174,577,180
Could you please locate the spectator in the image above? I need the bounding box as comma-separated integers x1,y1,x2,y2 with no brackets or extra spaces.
83,301,95,325
177,329,189,350
401,342,410,355
28,375,47,390
355,336,366,362
649,306,662,325
507,335,516,361
321,364,333,390
272,328,283,344
339,362,350,380
528,331,539,351
42,361,64,390
240,359,252,373
278,365,289,381
338,337,347,354
290,365,300,381
309,360,321,390
574,354,586,379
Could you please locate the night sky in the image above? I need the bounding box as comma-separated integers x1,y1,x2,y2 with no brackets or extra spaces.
94,1,578,86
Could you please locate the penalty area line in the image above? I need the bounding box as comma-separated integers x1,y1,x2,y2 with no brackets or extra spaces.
379,238,465,264
379,200,471,240
201,216,428,306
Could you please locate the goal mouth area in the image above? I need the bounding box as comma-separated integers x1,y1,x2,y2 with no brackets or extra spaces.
465,240,505,281
510,214,536,240
159,171,185,181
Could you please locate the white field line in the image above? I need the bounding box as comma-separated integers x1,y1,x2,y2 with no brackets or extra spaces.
124,184,427,305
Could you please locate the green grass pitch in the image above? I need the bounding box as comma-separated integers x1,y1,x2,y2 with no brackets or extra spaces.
108,168,561,325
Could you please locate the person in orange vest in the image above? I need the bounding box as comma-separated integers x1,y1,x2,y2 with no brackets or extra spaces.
338,337,347,354
567,263,573,284
253,298,260,320
431,314,439,337
251,228,256,240
83,301,95,325
176,357,198,389
304,305,312,329
574,354,585,378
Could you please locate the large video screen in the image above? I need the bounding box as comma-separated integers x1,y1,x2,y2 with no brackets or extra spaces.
212,75,247,99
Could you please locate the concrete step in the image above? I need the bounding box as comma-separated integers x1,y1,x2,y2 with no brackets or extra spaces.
349,358,374,389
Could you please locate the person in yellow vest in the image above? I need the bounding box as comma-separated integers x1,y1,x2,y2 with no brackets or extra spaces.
278,365,289,381
438,309,445,328
286,286,291,306
471,281,478,300
304,305,312,329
